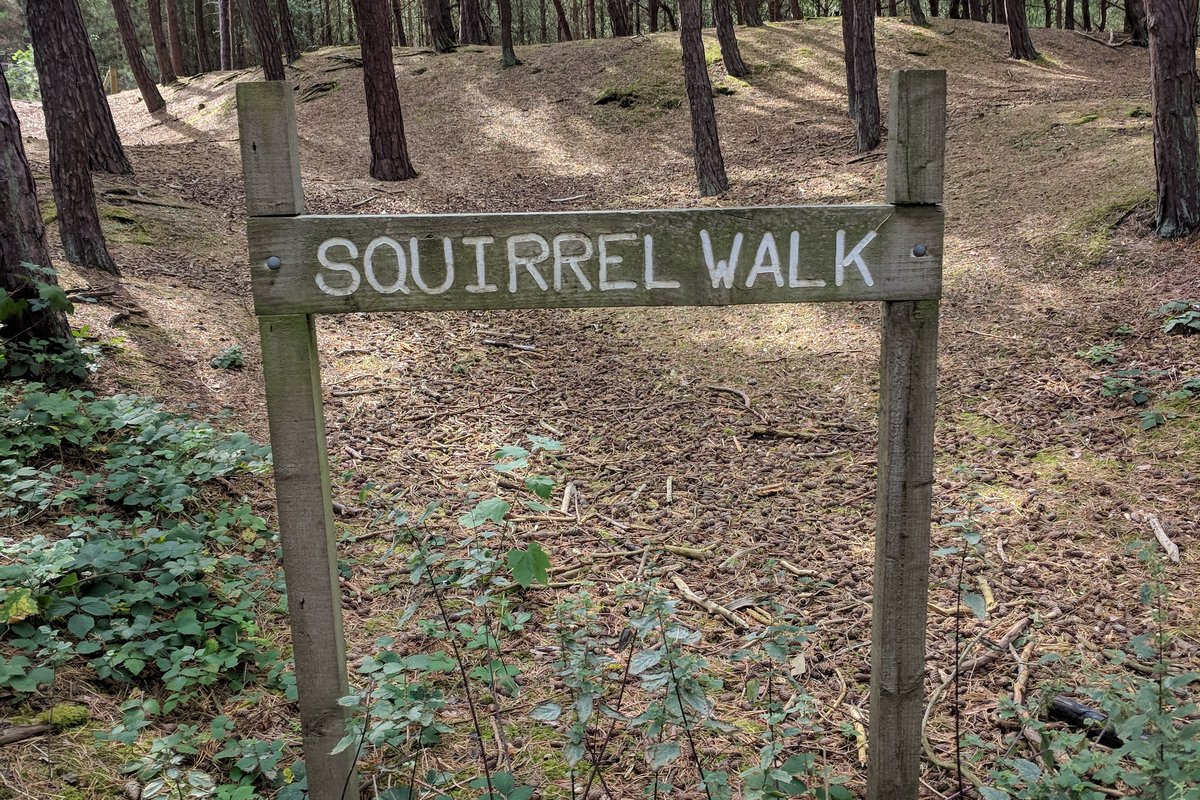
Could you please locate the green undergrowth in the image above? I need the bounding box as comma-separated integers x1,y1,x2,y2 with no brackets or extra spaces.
0,380,307,799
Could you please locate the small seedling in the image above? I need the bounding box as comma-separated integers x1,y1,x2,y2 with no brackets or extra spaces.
211,344,245,369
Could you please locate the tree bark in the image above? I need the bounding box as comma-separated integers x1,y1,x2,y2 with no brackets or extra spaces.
148,0,180,83
1006,0,1039,56
842,0,858,118
276,0,302,59
1081,0,1091,28
1065,0,1075,27
587,0,597,35
551,0,573,38
994,0,1007,24
245,0,287,78
1123,0,1148,43
460,0,488,43
679,0,728,196
967,0,983,20
194,0,212,71
741,0,765,24
909,0,928,24
166,0,188,74
1147,0,1200,236
930,0,939,15
111,0,167,111
424,0,457,51
714,0,749,77
849,0,880,151
392,0,409,43
608,0,633,33
499,0,521,64
348,0,417,180
649,0,660,29
219,0,233,68
789,0,804,18
27,0,133,175
25,0,120,274
0,70,72,347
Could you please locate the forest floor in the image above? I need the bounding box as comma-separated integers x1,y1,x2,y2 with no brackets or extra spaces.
6,16,1200,800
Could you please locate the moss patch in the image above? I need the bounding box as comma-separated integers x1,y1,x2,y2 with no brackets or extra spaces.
36,703,91,730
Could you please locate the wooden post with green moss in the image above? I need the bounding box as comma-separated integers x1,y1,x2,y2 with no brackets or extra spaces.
238,71,946,800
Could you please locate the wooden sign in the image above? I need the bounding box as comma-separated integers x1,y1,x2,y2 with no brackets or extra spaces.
238,69,947,800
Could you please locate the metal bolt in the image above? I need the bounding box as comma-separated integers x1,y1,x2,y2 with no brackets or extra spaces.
912,244,928,258
265,256,282,270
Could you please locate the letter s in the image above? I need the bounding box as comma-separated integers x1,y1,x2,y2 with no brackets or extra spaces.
315,238,360,296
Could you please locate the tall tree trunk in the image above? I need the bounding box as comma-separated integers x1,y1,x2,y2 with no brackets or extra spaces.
1044,0,1051,25
25,0,120,274
219,0,233,67
741,0,765,23
714,0,749,77
551,0,573,37
349,0,417,180
0,71,73,348
425,0,457,51
460,0,487,42
849,0,879,151
392,0,409,43
1123,0,1147,42
111,0,167,111
660,0,676,27
967,0,983,20
276,0,302,59
499,0,521,64
244,0,287,77
1065,0,1075,25
930,0,939,15
909,0,928,23
148,0,180,82
789,0,804,18
888,0,897,14
842,0,858,117
679,0,728,195
949,0,960,17
587,0,597,35
194,0,212,71
994,0,1007,23
1147,0,1200,235
28,0,133,174
166,0,188,74
649,0,660,29
1006,0,1038,55
608,0,633,33
1081,0,1091,28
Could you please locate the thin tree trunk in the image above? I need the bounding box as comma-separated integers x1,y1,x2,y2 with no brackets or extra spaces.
1006,0,1038,56
587,0,597,34
649,0,660,28
392,0,409,43
348,0,417,179
1065,0,1075,26
111,0,167,111
679,0,728,195
967,0,983,20
608,0,633,33
1044,0,1051,25
148,0,180,82
714,0,749,77
244,0,287,77
909,0,928,23
994,0,1007,23
0,70,73,348
842,0,858,118
551,0,574,37
461,0,487,42
219,0,232,67
1100,0,1108,27
850,0,879,151
194,0,212,71
1147,0,1200,235
1081,0,1090,27
789,0,803,18
1123,0,1148,42
930,0,938,15
277,0,302,59
741,0,765,23
499,0,521,64
166,0,188,74
25,0,120,274
425,0,457,50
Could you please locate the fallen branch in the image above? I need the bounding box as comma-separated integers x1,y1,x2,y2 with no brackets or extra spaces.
1071,29,1131,47
670,574,748,630
958,616,1031,673
1138,512,1180,563
482,338,537,352
0,723,52,746
705,384,751,409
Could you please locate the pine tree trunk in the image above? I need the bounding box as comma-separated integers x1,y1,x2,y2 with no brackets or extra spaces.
552,0,573,38
1147,0,1200,236
587,0,597,35
608,0,633,33
460,0,487,43
25,0,120,274
348,0,417,180
166,0,188,74
219,0,233,67
425,0,457,51
930,0,939,15
1065,0,1075,26
1044,0,1051,26
850,0,879,151
1081,0,1090,28
277,0,302,59
649,0,660,29
994,0,1007,24
0,70,73,347
392,0,409,43
741,0,765,24
245,0,287,77
1100,0,1107,28
714,0,749,77
195,0,212,71
111,0,167,111
1006,0,1038,57
909,0,928,24
679,0,728,196
967,0,983,20
789,0,803,18
148,0,180,82
499,0,521,64
29,0,133,175
1123,0,1148,43
842,0,858,118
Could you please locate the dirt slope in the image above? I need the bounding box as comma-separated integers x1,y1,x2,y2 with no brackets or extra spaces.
11,17,1200,798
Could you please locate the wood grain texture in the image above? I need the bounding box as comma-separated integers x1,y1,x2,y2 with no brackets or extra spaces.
245,205,943,315
258,314,357,800
886,70,946,206
237,82,304,216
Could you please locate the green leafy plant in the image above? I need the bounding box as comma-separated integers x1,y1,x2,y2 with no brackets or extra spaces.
1100,370,1154,406
1155,300,1200,335
210,344,246,370
1075,343,1121,365
0,264,94,384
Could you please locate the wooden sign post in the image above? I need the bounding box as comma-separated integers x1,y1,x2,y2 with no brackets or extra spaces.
238,70,945,800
